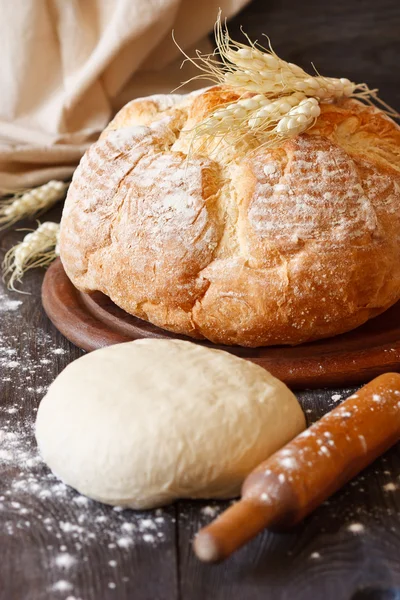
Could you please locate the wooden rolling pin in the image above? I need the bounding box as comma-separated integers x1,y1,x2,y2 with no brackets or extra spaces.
194,373,400,562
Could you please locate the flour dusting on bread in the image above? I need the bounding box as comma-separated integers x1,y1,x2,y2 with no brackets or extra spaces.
59,87,400,347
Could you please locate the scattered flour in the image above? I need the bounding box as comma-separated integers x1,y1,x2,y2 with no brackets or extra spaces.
383,482,397,492
73,496,89,507
200,505,219,518
347,523,365,534
52,580,73,592
117,536,133,549
279,456,297,469
0,416,171,591
121,522,136,533
0,287,397,597
139,518,157,531
54,553,76,569
0,295,22,312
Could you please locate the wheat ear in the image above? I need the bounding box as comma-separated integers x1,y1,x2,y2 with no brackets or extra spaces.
177,11,398,150
0,181,68,230
3,221,60,292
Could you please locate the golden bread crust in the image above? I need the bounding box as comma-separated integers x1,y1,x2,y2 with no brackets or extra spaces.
60,87,400,346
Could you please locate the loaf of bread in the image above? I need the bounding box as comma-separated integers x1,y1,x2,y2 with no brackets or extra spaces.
59,86,400,347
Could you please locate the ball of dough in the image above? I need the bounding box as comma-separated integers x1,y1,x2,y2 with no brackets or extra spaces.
35,339,305,509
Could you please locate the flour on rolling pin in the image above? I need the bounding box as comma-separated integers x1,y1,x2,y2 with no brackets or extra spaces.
194,373,400,562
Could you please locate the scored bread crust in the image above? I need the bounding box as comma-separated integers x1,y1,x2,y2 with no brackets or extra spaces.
59,86,400,347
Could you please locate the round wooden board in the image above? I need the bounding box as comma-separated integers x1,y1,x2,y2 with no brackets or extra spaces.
42,259,400,389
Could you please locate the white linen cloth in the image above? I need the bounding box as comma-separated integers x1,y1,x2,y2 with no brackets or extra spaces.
0,0,248,191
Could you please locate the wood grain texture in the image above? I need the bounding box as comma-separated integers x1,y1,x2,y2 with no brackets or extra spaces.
1,0,400,597
0,215,399,599
42,259,400,389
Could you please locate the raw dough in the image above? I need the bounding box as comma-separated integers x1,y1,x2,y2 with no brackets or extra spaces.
35,339,305,509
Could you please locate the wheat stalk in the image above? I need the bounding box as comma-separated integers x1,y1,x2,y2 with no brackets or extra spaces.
192,92,321,149
176,11,399,150
3,221,60,292
0,180,68,230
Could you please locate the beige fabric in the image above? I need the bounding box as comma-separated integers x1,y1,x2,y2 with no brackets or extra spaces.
0,0,248,192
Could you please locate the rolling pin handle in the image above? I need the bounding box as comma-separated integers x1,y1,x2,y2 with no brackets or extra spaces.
193,498,283,562
194,373,400,563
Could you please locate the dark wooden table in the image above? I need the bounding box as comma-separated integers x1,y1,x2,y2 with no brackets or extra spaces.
1,1,399,598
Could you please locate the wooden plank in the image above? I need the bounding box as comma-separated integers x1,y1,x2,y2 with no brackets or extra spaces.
178,390,400,600
0,224,179,600
0,0,399,598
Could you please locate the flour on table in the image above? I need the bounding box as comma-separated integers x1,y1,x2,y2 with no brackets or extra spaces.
0,281,170,595
347,523,365,534
383,482,397,492
200,505,220,518
0,417,171,590
0,284,396,595
52,580,73,592
0,294,22,312
0,332,171,598
54,553,76,569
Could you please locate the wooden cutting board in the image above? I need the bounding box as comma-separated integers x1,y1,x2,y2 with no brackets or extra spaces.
41,259,400,389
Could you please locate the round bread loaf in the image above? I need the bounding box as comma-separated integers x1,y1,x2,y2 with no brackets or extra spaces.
59,86,400,347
